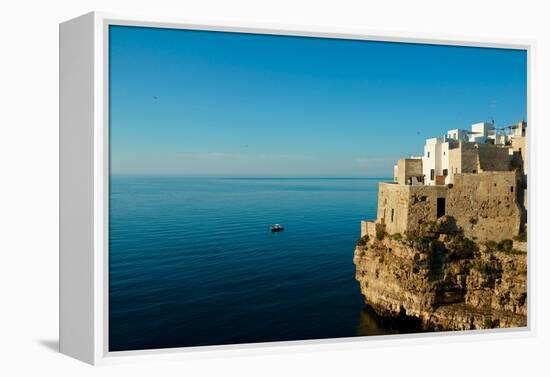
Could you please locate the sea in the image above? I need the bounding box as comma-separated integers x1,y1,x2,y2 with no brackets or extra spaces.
109,176,418,351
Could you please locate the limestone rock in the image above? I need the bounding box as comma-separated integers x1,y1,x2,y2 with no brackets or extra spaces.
354,234,527,331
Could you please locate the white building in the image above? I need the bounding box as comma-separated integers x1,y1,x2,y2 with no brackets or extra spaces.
422,122,496,186
485,121,526,146
447,129,469,142
469,122,494,143
511,120,527,138
422,137,455,186
415,121,520,186
488,129,508,145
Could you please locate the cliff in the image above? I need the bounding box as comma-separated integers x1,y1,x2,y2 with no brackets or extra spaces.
353,216,527,331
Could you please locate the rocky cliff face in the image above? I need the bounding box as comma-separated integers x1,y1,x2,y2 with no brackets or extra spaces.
353,216,527,331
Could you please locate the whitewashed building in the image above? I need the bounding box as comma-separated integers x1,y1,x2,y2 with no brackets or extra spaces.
422,137,457,186
469,122,494,143
421,122,498,186
415,121,522,186
511,120,527,137
447,129,469,142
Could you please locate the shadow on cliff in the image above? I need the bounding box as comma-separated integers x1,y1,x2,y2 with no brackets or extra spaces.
356,305,424,337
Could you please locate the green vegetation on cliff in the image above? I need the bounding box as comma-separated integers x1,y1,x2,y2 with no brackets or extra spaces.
354,214,527,331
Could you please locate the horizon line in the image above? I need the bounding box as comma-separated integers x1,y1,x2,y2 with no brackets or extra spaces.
109,173,393,180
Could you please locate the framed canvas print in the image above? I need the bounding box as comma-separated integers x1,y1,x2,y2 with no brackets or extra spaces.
59,12,533,365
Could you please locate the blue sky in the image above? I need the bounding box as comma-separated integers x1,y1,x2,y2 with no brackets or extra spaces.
109,25,527,177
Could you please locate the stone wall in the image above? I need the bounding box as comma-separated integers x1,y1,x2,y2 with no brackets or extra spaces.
461,143,480,173
448,143,475,185
375,172,521,242
396,158,423,185
447,172,520,242
451,142,478,173
361,220,385,240
360,221,368,238
477,144,511,172
511,136,527,215
405,185,448,233
448,142,511,184
377,183,448,236
377,183,411,235
511,136,527,173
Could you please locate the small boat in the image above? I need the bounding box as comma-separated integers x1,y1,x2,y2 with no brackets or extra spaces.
270,224,284,232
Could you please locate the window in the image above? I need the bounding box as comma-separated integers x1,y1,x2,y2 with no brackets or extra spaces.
427,151,430,158
443,169,448,176
430,169,435,180
511,186,514,193
391,209,394,222
420,196,427,202
437,198,446,218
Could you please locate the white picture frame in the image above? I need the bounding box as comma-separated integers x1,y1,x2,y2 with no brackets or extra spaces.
59,11,535,365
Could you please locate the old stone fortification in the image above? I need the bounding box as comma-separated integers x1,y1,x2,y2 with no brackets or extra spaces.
476,144,512,172
448,143,477,177
354,216,527,331
448,142,511,181
511,136,528,218
373,171,521,242
448,172,521,242
396,158,423,185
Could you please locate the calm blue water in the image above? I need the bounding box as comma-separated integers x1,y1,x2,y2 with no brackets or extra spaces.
109,176,407,351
